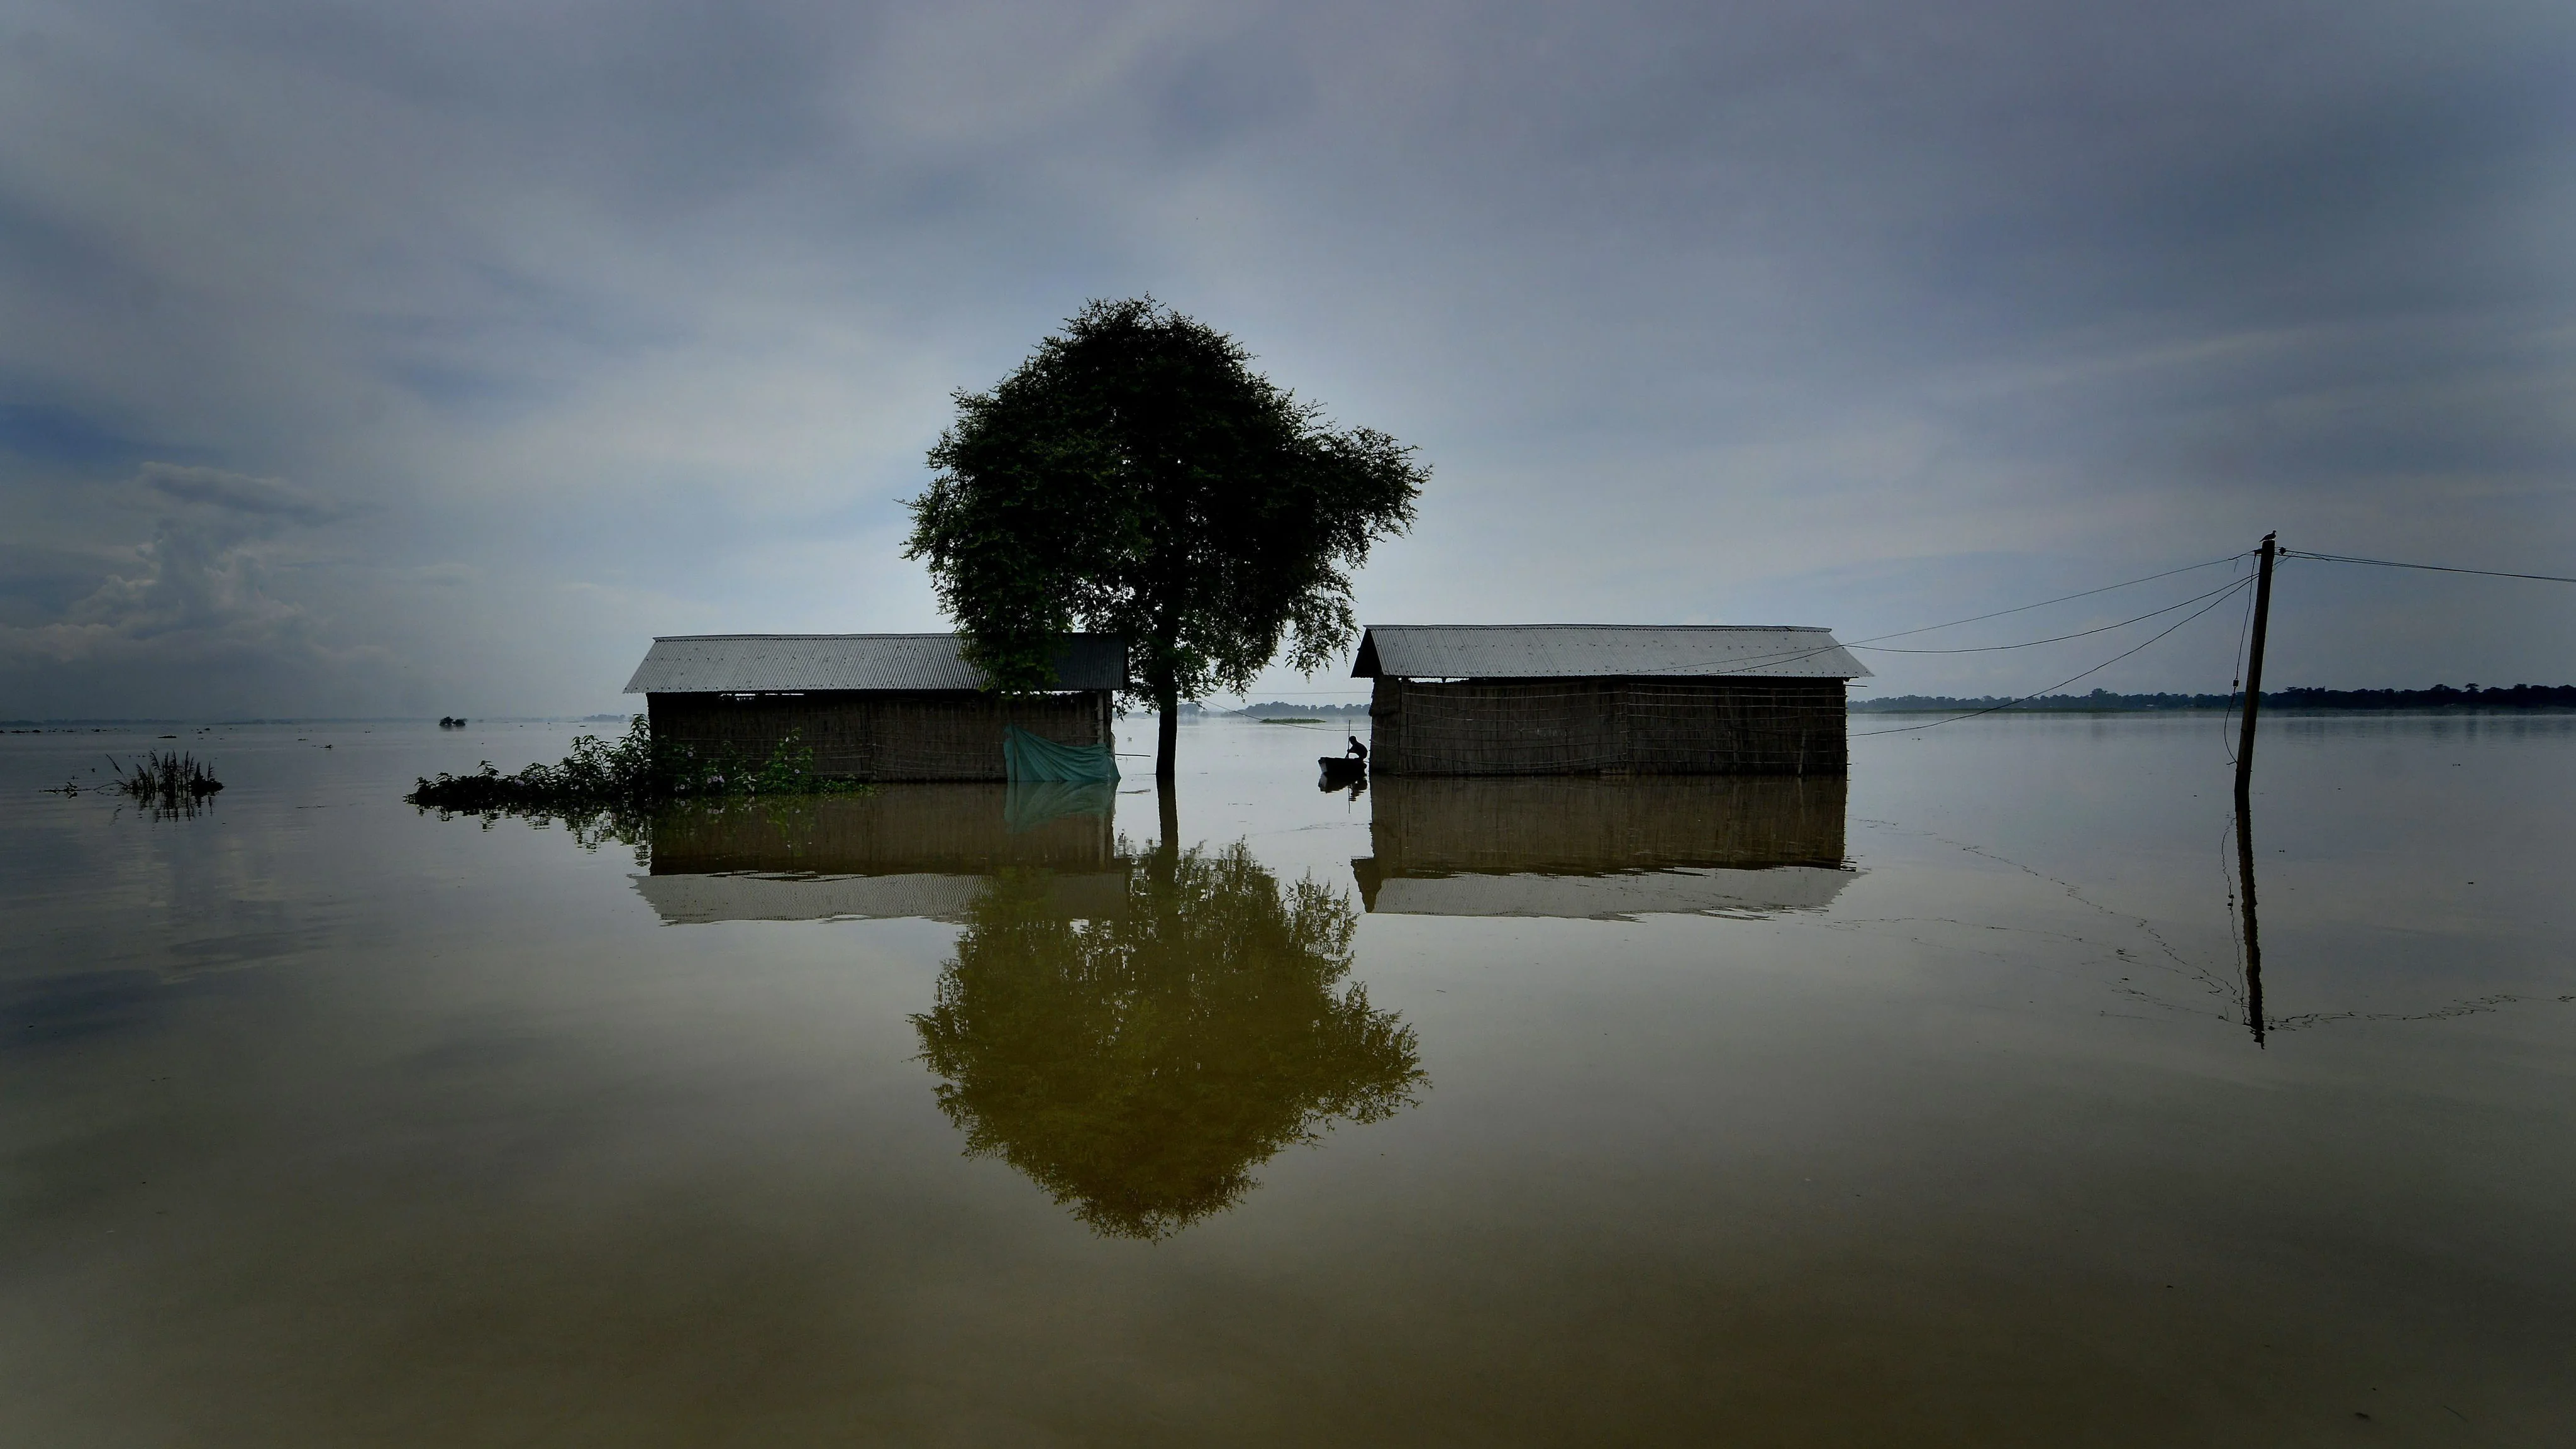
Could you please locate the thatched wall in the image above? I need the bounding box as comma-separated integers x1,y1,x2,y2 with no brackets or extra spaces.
1357,774,1846,879
646,689,1113,782
647,785,1116,875
1368,677,1846,776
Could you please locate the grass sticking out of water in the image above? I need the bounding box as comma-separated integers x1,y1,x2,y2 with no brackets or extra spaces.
113,751,225,806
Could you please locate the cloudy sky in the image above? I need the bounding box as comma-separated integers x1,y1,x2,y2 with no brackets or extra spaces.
4,0,2571,718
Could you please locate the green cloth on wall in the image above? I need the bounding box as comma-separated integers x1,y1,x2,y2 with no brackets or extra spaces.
1003,725,1120,784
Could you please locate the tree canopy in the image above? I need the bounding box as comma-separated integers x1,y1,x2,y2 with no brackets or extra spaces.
904,297,1427,779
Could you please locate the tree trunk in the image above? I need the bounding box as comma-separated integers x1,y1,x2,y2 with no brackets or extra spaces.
1155,677,1179,784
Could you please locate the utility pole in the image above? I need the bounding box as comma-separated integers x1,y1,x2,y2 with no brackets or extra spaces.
2233,533,2277,806
2232,531,2277,1046
2235,801,2267,1046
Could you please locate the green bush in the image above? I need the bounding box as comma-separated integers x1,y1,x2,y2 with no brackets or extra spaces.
406,716,867,824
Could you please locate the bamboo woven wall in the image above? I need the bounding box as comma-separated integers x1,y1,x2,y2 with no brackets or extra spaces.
647,785,1116,875
1368,677,1847,776
1358,774,1847,878
645,689,1112,782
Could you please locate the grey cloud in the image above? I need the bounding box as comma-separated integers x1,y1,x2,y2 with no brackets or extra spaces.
142,463,344,527
0,0,2569,715
0,462,374,715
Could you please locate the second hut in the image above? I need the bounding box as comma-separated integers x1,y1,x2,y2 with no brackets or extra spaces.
1353,624,1868,777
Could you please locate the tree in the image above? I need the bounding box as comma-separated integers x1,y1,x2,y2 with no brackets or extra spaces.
911,841,1425,1239
904,297,1428,781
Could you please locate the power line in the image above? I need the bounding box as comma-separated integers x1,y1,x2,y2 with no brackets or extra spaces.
1850,577,2253,655
1851,577,2255,736
2287,547,2576,580
1216,553,2260,697
1228,541,2573,701
1401,564,2263,682
1838,552,2251,645
1606,552,2258,676
1366,552,2267,685
2219,553,2258,765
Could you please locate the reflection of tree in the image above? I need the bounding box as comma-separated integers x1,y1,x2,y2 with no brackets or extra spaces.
913,843,1424,1239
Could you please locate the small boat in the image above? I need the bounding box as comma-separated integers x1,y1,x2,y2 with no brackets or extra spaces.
1318,756,1368,789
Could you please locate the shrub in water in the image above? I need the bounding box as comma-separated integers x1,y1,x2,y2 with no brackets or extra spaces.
405,716,865,819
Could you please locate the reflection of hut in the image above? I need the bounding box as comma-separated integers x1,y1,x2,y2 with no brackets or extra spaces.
1353,625,1868,777
1353,774,1853,919
625,633,1124,783
633,785,1126,924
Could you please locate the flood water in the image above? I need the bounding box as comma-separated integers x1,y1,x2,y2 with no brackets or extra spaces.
4,713,2572,1445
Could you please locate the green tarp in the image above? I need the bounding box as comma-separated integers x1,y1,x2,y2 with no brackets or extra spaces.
1002,781,1118,835
1002,725,1121,784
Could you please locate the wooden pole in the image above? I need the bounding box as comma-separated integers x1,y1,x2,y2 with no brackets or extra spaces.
2233,533,2277,806
2229,532,2276,1045
2235,794,2267,1046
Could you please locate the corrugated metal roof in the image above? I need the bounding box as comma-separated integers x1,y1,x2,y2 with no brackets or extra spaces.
1352,625,1870,680
624,634,1126,694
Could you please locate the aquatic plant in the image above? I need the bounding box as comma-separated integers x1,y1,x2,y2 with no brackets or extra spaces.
113,751,225,805
404,715,867,819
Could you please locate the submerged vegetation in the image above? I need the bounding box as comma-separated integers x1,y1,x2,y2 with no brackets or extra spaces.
114,750,225,808
405,716,869,834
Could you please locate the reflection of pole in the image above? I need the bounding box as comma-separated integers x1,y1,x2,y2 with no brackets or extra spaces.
2233,533,2277,807
2235,795,2266,1046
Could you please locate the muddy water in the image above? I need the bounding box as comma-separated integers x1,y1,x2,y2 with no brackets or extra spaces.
3,713,2570,1445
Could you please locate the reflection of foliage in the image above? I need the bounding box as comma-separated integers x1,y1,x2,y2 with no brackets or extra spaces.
914,843,1424,1240
423,789,844,868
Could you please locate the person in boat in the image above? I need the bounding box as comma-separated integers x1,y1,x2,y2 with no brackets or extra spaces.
1345,735,1368,763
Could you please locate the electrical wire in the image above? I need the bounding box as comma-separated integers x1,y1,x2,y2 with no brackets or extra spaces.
1219,553,2260,699
2280,549,2576,585
1568,553,2262,677
1849,577,2254,654
1851,576,2255,736
1344,552,2264,684
1837,552,2254,646
2219,552,2257,765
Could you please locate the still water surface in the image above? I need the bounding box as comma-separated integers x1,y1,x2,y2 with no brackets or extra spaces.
3,714,2572,1445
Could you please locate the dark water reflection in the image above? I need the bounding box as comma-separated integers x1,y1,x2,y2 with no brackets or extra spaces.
636,786,1126,923
914,843,1421,1239
637,788,1423,1237
1356,774,1855,918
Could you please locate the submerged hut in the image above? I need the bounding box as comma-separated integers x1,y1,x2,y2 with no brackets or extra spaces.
624,633,1123,783
1353,625,1869,777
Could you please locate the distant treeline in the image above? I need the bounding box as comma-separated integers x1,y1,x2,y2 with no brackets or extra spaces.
1854,684,2576,714
1233,701,1369,716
